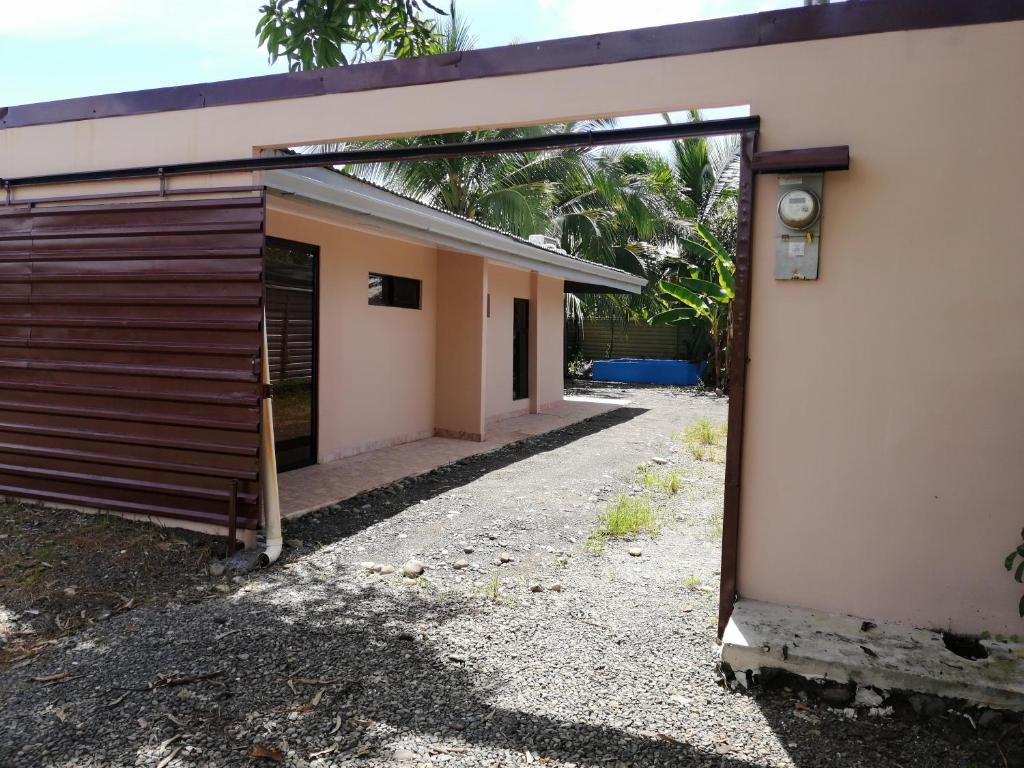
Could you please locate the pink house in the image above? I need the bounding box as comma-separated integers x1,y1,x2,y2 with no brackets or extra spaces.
263,166,643,471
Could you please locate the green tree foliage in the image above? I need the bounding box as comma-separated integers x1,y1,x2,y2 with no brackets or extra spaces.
553,150,681,324
256,0,449,71
650,223,736,390
662,111,740,225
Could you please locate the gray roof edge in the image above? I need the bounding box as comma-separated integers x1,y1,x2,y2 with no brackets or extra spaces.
263,166,646,293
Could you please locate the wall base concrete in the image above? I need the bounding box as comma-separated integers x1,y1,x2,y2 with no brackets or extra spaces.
721,599,1024,711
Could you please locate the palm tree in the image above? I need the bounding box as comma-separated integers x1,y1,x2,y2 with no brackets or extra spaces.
350,128,590,238
553,149,683,325
342,9,608,239
663,110,740,227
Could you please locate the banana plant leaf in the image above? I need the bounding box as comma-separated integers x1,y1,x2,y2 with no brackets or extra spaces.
678,277,730,303
678,237,719,265
696,222,734,268
716,258,736,298
656,280,712,318
649,308,698,325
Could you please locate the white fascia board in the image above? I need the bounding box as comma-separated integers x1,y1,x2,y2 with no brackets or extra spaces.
262,167,645,293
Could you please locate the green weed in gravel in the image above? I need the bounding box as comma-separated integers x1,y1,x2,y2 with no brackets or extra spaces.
635,464,685,494
681,418,727,462
588,495,660,554
474,575,502,603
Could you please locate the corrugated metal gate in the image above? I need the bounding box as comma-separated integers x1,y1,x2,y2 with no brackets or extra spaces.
0,195,266,529
568,318,698,360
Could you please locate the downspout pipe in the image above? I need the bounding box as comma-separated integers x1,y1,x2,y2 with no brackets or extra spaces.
258,310,283,566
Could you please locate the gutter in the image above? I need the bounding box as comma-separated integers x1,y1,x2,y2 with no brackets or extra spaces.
263,168,647,294
258,312,282,566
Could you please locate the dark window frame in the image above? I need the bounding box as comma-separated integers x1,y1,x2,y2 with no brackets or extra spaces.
368,272,422,310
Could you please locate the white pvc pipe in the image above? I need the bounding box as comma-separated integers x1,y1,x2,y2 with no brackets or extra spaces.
259,310,283,566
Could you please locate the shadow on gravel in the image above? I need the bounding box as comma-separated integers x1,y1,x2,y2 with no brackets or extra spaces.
1,575,781,768
282,405,649,549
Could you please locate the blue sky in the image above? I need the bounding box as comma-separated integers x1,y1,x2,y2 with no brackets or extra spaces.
2,0,806,107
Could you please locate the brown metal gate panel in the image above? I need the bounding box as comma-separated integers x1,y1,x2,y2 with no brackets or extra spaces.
0,195,265,529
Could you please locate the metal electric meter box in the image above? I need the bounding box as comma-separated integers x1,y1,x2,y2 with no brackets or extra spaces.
774,173,823,280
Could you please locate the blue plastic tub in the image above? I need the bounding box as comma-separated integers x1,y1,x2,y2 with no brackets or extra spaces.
592,358,705,386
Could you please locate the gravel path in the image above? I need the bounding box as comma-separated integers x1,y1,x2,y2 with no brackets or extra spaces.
1,386,1018,767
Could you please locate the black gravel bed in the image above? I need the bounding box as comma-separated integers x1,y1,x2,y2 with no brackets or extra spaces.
1,387,1019,767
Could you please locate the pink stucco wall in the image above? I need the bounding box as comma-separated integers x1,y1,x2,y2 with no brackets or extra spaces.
486,265,532,421
435,249,487,440
534,274,565,411
485,266,564,421
269,201,567,459
267,201,438,462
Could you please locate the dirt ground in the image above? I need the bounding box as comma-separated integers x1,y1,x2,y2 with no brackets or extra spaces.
0,503,219,665
0,384,1020,767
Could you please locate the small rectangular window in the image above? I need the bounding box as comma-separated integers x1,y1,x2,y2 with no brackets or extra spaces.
368,273,421,309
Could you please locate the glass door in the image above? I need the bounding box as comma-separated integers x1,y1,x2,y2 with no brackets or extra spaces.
265,238,318,471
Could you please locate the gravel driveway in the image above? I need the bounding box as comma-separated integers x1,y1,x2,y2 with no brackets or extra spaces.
0,386,1017,767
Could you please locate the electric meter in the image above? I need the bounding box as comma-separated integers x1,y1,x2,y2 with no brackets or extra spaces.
773,174,824,280
777,188,821,230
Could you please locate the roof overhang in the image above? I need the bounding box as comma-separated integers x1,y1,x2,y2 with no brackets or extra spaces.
263,167,646,294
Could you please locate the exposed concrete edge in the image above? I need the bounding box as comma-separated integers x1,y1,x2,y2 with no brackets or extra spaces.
721,599,1024,711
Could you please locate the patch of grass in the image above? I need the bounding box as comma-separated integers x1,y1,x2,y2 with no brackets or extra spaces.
599,495,660,539
684,574,702,590
585,531,607,556
474,575,502,603
634,465,685,495
681,418,727,463
588,495,660,554
636,464,659,490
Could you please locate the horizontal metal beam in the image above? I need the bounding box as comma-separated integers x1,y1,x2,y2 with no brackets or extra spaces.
751,145,849,174
1,116,760,189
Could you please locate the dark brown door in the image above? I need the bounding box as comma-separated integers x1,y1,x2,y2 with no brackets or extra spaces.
265,238,318,472
513,298,529,401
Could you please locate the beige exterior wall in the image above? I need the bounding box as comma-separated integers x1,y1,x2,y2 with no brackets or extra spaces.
4,19,1023,632
737,23,1024,635
267,201,438,462
485,267,565,422
535,274,566,411
267,204,568,455
435,249,488,440
486,264,532,421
